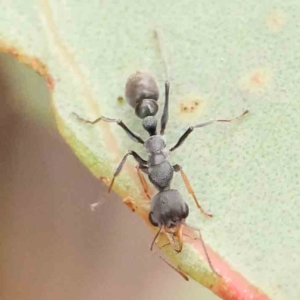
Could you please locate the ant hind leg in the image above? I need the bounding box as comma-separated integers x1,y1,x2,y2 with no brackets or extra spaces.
136,165,151,200
173,164,213,218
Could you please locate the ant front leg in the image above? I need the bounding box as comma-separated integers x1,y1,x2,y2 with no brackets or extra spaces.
158,256,189,281
170,110,248,152
184,222,220,277
73,113,144,144
173,164,213,218
108,150,147,192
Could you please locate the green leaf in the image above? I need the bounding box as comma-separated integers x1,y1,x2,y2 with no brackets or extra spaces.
2,1,299,299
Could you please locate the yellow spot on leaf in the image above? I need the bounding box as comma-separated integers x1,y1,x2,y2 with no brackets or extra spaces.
100,176,110,186
267,8,286,33
117,96,124,103
240,68,271,93
179,95,203,114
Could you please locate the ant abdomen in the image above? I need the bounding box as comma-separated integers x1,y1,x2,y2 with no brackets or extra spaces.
125,72,159,119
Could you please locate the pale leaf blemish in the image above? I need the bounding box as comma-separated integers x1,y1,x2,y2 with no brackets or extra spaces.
239,68,272,93
39,0,121,158
117,96,125,103
100,176,110,186
90,202,101,211
46,74,55,90
39,0,142,194
266,8,287,33
178,94,205,121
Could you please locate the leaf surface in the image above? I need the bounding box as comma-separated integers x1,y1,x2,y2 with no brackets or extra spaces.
1,1,299,299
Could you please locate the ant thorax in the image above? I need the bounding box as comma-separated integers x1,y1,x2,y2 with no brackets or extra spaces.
144,135,169,166
144,135,165,152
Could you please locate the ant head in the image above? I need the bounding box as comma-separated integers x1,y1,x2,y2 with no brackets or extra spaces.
142,116,157,135
149,190,189,228
135,99,158,119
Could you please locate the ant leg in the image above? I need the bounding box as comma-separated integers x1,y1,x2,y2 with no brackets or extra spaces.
160,81,170,135
137,164,149,175
150,225,163,251
159,256,189,281
185,222,220,277
73,113,144,144
136,165,151,200
154,29,169,80
109,150,147,192
173,164,213,218
153,30,170,135
170,110,249,152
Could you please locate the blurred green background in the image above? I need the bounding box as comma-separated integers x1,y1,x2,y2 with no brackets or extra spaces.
0,53,218,300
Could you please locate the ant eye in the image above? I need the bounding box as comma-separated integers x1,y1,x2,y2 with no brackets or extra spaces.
149,212,159,226
182,203,189,219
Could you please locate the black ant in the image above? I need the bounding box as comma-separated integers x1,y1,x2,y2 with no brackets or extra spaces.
74,31,248,277
73,70,248,276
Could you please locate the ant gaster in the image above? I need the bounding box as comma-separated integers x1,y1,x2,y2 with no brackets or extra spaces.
74,72,248,276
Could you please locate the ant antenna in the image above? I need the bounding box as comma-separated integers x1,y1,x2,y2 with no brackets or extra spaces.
150,225,163,251
154,29,170,81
